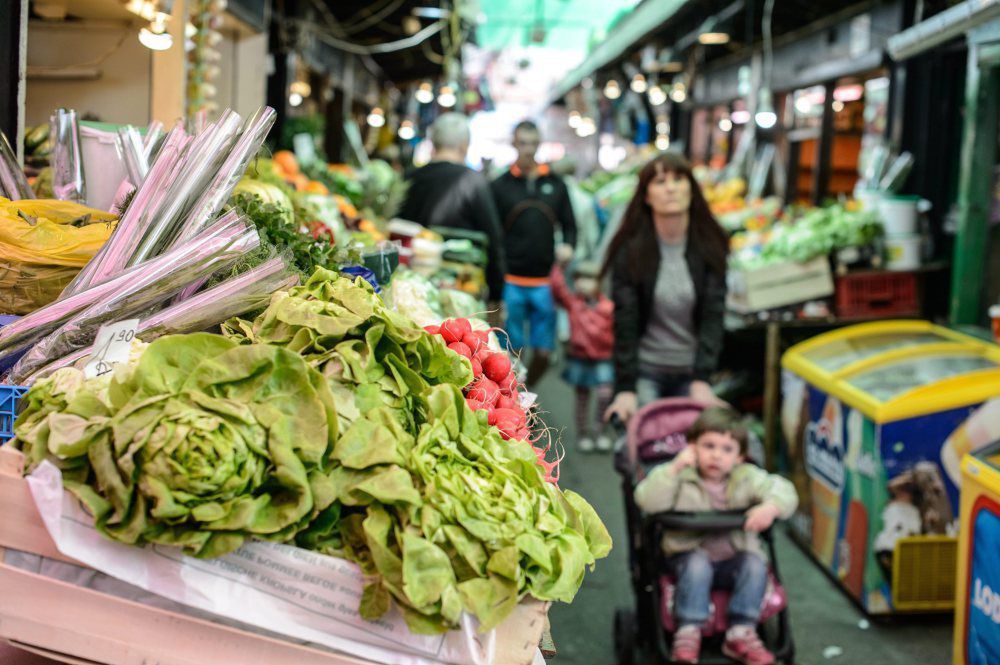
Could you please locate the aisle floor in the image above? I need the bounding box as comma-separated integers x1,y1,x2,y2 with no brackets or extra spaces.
534,367,954,665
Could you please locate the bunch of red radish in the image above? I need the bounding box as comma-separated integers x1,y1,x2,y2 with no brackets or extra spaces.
425,317,559,482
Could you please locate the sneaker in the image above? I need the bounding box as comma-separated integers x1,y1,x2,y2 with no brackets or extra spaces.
722,625,775,665
670,625,701,664
595,434,613,452
578,437,595,453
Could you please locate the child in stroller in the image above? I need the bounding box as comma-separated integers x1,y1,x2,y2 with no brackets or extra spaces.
615,402,797,665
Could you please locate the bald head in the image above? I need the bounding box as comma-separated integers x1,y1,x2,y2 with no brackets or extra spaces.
430,113,470,157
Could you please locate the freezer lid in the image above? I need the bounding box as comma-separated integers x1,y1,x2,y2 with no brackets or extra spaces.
845,353,999,402
801,331,952,372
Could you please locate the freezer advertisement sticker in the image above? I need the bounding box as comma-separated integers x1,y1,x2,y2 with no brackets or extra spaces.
968,496,1000,665
805,392,845,492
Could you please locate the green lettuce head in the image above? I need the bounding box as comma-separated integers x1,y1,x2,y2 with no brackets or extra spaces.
16,333,340,558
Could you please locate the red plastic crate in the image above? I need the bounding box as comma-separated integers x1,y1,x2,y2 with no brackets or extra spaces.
835,271,920,319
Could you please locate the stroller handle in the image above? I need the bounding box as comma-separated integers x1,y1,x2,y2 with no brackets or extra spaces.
644,509,750,532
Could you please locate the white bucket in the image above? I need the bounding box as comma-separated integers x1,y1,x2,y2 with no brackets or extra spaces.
79,125,128,212
878,196,919,236
886,234,921,271
855,189,884,212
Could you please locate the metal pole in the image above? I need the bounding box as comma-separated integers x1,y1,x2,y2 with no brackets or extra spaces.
949,45,1000,324
0,0,28,159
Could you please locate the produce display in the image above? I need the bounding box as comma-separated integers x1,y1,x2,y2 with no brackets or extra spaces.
10,270,611,636
729,204,883,269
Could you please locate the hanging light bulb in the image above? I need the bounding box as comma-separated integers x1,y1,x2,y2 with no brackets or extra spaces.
290,80,311,98
603,80,621,100
568,111,582,128
755,88,777,129
415,81,434,104
139,14,173,51
398,120,416,140
437,85,457,108
669,81,687,103
288,92,303,107
655,120,669,134
655,134,670,150
630,74,647,94
719,117,733,132
367,107,386,128
575,117,596,137
648,85,667,106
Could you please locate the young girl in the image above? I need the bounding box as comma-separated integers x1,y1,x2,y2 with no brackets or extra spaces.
551,259,614,452
635,408,798,665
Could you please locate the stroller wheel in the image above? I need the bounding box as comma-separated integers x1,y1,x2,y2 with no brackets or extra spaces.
614,608,637,665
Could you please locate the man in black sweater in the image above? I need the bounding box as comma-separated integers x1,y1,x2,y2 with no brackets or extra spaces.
399,113,506,309
491,120,577,386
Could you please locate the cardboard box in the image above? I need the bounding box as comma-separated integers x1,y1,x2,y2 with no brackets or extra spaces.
0,448,546,665
728,257,835,313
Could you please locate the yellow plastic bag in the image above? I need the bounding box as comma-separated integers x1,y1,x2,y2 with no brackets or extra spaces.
0,198,116,266
0,198,116,314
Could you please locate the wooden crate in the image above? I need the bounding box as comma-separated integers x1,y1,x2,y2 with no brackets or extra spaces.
728,256,835,313
0,448,546,665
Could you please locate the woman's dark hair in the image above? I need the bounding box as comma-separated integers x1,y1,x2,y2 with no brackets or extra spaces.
687,407,749,456
600,152,729,282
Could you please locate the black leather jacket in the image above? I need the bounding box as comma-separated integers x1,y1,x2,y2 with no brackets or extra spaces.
609,237,727,394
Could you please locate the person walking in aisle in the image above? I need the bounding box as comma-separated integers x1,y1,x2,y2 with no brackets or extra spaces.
603,152,729,423
399,113,506,310
491,120,577,386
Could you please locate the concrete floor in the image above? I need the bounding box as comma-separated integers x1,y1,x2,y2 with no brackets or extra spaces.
535,368,954,665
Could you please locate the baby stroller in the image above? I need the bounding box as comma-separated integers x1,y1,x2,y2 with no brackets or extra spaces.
611,398,794,665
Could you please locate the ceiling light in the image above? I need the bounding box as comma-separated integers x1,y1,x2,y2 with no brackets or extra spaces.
655,134,670,150
755,89,777,129
832,100,845,112
581,77,594,89
794,96,812,114
669,82,686,103
412,6,449,19
290,80,311,98
139,24,173,50
288,92,303,107
398,120,415,140
731,109,751,124
402,16,421,35
603,80,621,100
576,117,596,137
415,82,434,104
568,111,582,128
719,117,733,132
437,85,457,107
698,32,730,45
655,121,669,134
630,74,647,94
367,107,386,128
648,85,667,106
833,84,864,103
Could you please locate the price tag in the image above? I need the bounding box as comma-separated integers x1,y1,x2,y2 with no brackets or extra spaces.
84,319,139,379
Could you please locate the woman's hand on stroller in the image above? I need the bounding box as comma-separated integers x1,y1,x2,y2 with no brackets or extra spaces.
605,391,638,423
689,380,729,408
743,503,782,533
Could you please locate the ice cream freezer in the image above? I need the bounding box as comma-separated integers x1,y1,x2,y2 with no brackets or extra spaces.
953,440,1000,665
781,320,1000,615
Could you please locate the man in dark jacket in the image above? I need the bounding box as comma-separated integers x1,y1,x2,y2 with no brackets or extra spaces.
399,113,506,307
491,120,577,385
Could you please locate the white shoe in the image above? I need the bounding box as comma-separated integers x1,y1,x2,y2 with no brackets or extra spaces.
578,437,595,453
596,435,613,452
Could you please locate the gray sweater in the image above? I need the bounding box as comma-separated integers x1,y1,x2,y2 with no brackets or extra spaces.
638,240,696,371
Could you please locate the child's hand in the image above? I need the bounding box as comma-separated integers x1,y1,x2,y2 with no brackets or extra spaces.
555,243,574,265
672,445,697,474
744,503,781,533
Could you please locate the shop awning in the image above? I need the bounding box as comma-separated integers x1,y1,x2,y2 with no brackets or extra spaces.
887,0,1000,61
544,0,689,106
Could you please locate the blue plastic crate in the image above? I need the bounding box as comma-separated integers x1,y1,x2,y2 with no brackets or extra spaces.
0,385,27,444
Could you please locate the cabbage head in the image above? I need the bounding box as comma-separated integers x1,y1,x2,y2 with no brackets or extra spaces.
12,333,340,558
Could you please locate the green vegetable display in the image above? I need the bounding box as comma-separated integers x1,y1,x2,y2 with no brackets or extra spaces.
302,383,612,634
224,268,472,432
12,271,612,635
13,334,340,558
